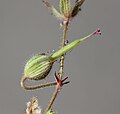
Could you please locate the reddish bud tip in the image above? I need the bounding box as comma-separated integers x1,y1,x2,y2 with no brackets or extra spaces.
92,28,101,36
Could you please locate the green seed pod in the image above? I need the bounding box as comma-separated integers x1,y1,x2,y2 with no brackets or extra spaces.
24,54,54,80
21,28,101,90
23,29,100,80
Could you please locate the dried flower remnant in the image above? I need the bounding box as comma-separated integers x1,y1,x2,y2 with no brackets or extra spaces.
25,97,41,114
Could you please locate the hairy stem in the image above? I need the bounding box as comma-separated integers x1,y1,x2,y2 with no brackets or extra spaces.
21,77,57,90
59,19,69,79
44,19,69,113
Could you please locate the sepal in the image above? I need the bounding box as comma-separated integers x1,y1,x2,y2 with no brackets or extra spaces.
59,0,71,17
71,0,85,17
43,0,66,21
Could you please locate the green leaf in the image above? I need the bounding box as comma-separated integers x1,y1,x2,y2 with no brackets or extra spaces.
71,0,85,17
59,0,71,17
43,0,66,21
46,109,55,114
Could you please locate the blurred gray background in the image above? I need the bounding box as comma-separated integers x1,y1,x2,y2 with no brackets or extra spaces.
0,0,120,114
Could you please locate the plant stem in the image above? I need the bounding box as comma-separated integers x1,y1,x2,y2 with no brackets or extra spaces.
59,19,69,79
44,19,70,113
